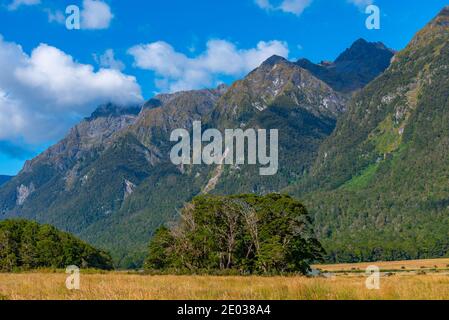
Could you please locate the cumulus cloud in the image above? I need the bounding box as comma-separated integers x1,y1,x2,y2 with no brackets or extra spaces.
128,39,289,92
6,0,40,11
0,35,142,143
94,49,125,71
255,0,312,16
81,0,113,30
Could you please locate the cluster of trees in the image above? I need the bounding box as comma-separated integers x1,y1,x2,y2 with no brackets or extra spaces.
145,193,324,274
0,220,113,271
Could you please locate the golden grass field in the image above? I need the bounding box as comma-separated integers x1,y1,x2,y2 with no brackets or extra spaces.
314,258,449,272
1,258,449,300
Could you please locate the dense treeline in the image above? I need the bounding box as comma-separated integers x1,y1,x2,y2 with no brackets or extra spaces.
145,194,324,274
0,220,113,271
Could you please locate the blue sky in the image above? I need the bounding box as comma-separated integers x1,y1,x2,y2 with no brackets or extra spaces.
0,0,447,175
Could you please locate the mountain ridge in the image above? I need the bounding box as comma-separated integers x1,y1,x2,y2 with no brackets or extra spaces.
0,176,12,187
297,38,395,93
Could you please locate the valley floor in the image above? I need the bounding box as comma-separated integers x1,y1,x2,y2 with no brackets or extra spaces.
1,258,449,300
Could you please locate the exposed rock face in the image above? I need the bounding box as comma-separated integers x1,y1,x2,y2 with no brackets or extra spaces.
0,103,143,217
124,179,136,199
16,183,35,206
22,104,141,174
212,56,346,127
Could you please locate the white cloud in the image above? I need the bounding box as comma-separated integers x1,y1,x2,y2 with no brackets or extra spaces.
81,0,113,30
7,0,40,11
255,0,272,10
255,0,312,16
128,39,289,92
347,0,374,9
45,9,65,24
0,35,142,143
280,0,312,15
94,49,125,71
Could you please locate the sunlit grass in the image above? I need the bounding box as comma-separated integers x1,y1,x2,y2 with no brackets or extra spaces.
1,272,449,300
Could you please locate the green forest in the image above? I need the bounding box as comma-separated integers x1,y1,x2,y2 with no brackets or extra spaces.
0,220,113,271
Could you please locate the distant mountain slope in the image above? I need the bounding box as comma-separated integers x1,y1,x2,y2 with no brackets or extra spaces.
288,7,449,262
0,88,227,267
0,176,12,186
297,38,394,93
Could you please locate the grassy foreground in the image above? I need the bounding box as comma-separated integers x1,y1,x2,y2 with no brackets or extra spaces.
1,258,449,300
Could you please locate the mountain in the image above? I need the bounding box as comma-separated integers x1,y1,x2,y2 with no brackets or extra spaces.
0,176,12,186
77,60,346,267
0,39,391,268
297,38,395,93
0,88,227,267
287,7,449,262
206,56,346,194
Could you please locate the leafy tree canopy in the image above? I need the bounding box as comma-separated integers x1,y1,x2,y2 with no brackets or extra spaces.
145,193,324,275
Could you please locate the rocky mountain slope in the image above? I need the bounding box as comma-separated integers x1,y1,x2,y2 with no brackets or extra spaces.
297,38,394,93
288,7,449,262
207,55,346,195
0,176,11,186
0,38,392,267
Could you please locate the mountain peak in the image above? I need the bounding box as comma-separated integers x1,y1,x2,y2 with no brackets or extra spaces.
335,38,392,64
406,7,449,52
430,6,449,26
87,103,141,121
437,6,449,17
261,55,289,67
296,38,394,93
352,38,368,45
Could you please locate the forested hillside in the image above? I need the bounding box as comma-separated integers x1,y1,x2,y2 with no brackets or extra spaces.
287,7,449,262
0,220,113,271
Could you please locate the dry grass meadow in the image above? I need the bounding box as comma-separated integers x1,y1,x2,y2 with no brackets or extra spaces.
1,258,449,300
